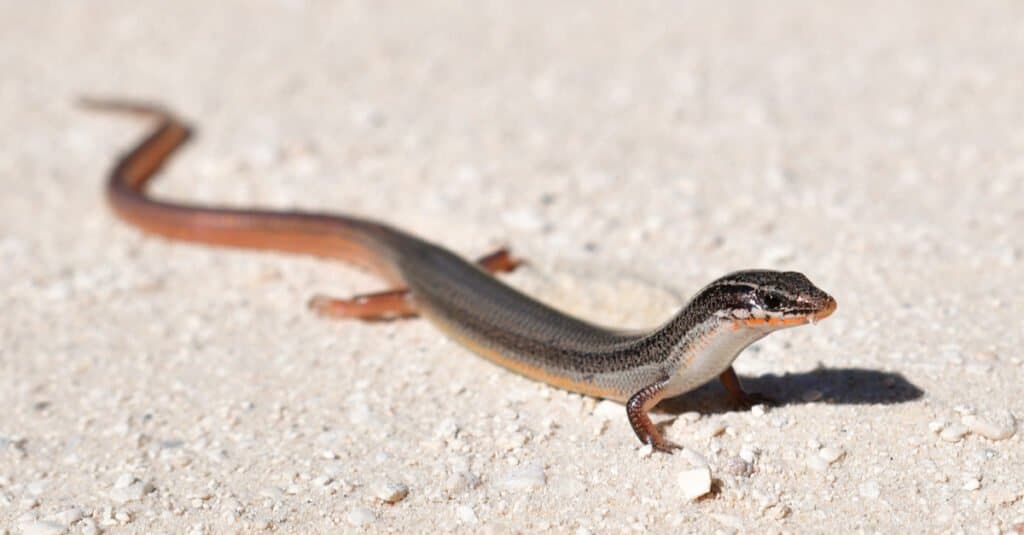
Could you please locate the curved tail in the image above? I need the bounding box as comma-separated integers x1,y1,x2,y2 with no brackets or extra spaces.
80,98,405,283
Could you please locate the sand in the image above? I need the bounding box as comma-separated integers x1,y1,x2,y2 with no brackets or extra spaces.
2,1,1023,533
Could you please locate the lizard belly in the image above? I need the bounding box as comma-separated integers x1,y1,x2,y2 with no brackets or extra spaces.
662,322,767,399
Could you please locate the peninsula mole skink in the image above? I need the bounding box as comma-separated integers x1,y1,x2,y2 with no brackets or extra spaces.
83,100,837,452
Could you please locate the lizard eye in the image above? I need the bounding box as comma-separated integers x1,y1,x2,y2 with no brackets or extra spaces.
762,293,782,310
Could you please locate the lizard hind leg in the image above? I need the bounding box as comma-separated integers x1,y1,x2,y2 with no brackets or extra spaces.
308,247,523,322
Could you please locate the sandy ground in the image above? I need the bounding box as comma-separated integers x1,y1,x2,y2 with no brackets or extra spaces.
2,1,1023,533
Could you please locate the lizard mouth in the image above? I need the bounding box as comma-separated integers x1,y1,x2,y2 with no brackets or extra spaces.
810,296,838,323
731,296,837,329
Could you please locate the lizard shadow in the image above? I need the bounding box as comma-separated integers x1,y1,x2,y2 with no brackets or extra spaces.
655,366,925,416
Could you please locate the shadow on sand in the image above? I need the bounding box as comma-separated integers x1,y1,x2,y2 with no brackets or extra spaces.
657,366,924,415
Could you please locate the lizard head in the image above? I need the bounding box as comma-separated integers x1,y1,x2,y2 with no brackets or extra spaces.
702,270,836,330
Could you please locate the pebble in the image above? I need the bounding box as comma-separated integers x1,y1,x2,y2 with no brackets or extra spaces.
455,504,478,524
962,411,1016,441
818,447,845,464
497,463,546,491
739,445,759,464
443,472,480,495
79,518,100,535
371,479,409,504
928,419,947,434
806,456,830,473
346,506,376,526
677,467,712,501
110,475,154,503
53,507,83,525
592,400,622,421
962,477,981,491
858,481,880,499
17,521,65,535
939,423,969,443
723,456,754,477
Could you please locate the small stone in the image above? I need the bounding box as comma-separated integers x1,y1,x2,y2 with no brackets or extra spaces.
346,506,375,526
79,518,100,535
940,423,969,443
592,400,621,421
680,448,708,468
963,411,1016,441
53,507,83,525
113,473,136,489
739,445,759,464
637,444,654,458
750,405,767,417
677,467,712,501
17,521,65,535
806,456,830,472
858,481,880,499
109,478,154,503
928,419,947,434
26,481,48,496
371,480,409,504
818,447,845,464
497,463,546,491
455,504,478,524
443,471,480,496
723,456,754,477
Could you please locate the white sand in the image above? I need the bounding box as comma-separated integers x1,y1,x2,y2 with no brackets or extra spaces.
2,1,1023,533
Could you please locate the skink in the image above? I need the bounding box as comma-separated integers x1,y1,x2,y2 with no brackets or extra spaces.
84,100,837,451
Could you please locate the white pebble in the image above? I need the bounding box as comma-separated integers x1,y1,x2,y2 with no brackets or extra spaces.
455,504,478,524
113,473,136,489
371,480,409,504
962,477,981,491
858,481,880,499
818,447,845,464
677,467,712,501
26,481,48,496
53,507,83,525
962,411,1016,441
592,400,622,421
637,444,654,458
680,448,709,468
18,521,65,535
805,456,830,472
79,518,100,535
939,423,969,442
497,463,546,491
927,419,947,434
739,445,759,464
346,506,376,526
750,404,766,417
109,479,154,503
